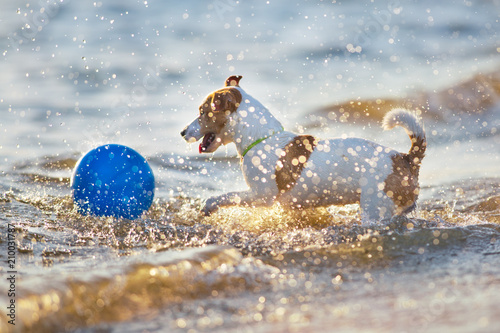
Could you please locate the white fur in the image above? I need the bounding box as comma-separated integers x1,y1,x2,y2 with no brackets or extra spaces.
182,86,424,222
182,118,203,143
383,108,424,140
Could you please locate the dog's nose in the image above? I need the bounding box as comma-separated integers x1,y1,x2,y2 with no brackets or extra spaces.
180,128,187,138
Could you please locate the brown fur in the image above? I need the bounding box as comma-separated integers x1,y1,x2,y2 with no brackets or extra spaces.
384,152,421,212
199,87,242,133
225,75,242,87
409,134,427,166
384,129,426,213
275,135,318,194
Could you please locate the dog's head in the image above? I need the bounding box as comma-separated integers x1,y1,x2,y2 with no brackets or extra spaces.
181,75,243,153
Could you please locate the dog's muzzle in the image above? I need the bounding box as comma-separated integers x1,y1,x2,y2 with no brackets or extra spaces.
181,119,203,143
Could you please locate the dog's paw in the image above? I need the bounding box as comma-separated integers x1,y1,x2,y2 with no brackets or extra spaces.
201,197,219,216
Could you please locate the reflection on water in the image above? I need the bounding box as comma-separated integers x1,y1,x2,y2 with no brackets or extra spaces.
1,173,500,332
1,0,500,332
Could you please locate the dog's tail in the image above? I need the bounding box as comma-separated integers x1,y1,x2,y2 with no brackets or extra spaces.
382,108,426,165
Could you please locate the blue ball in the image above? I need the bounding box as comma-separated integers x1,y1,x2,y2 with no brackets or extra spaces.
71,144,155,219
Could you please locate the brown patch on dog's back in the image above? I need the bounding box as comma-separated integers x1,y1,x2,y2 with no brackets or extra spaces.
384,153,421,212
275,135,318,194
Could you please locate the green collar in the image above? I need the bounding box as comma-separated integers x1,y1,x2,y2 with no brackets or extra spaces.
241,126,284,157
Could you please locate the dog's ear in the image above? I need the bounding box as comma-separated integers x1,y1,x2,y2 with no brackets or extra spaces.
225,75,242,87
211,88,242,113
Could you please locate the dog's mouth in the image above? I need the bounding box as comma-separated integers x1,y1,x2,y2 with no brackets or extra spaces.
199,133,217,153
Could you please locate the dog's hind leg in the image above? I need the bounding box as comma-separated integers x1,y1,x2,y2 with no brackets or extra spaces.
359,189,396,223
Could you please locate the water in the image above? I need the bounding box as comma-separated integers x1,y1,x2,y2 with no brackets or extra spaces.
1,0,500,332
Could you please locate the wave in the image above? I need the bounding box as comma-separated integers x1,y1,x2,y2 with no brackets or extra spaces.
314,68,500,124
1,246,279,332
3,211,499,332
1,168,499,332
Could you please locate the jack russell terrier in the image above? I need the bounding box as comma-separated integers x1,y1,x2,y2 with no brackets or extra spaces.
181,76,426,221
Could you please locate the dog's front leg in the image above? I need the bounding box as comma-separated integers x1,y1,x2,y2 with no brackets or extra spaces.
202,190,274,216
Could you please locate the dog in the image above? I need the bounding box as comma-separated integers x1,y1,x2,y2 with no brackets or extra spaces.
181,75,426,221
